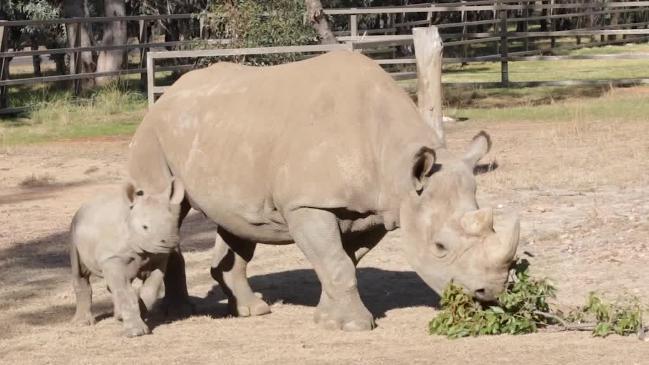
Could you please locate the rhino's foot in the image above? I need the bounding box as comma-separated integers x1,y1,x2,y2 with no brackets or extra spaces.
71,312,96,326
123,320,151,337
230,294,271,317
162,298,195,319
314,299,375,331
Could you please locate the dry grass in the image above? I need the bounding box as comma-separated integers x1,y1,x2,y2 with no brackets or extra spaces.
19,173,56,188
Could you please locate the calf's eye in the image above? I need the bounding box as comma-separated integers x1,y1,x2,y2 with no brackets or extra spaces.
435,242,446,251
142,225,148,230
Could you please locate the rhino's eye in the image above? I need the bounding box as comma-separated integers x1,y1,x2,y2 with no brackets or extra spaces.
136,190,144,196
433,242,448,258
142,225,148,230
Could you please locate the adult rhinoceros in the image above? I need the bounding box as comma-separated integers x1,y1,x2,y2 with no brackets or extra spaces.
127,50,520,331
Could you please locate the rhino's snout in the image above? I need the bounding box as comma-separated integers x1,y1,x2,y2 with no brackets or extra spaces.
473,287,499,303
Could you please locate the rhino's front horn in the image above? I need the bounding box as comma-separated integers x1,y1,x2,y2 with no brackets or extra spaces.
493,215,520,263
461,208,494,236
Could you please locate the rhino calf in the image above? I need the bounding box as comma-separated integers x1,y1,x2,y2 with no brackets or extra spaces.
69,179,184,337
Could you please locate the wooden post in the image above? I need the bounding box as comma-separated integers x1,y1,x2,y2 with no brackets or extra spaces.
499,1,509,87
139,20,149,89
72,23,82,95
412,26,445,146
550,0,556,48
0,23,8,109
523,1,530,51
461,1,468,60
147,52,155,108
350,11,358,39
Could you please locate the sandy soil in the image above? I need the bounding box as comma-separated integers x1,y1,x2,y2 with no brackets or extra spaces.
1,112,649,364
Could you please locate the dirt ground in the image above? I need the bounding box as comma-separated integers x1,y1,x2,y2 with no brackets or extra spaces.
1,100,649,364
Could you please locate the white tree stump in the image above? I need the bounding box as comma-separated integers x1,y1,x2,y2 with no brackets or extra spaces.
413,26,445,146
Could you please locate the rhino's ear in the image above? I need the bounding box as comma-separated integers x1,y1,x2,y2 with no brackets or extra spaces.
411,147,436,195
168,178,185,205
463,131,491,167
124,182,136,204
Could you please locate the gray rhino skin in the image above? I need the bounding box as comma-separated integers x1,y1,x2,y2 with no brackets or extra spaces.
70,179,184,337
127,50,520,331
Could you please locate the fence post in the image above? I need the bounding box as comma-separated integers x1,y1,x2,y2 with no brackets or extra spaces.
0,22,8,109
523,1,530,51
350,10,358,39
499,1,509,87
461,1,468,60
72,23,82,95
550,0,556,48
412,26,445,146
139,19,149,89
147,52,155,108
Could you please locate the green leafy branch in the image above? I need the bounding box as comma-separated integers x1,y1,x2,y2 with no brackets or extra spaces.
429,259,644,339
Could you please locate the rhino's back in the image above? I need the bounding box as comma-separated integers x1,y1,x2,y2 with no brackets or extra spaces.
137,51,435,241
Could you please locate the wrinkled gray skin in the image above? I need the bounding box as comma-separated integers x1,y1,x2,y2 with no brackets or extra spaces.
127,52,520,331
69,179,184,337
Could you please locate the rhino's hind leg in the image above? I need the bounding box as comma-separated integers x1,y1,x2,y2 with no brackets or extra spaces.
210,230,270,317
287,208,375,331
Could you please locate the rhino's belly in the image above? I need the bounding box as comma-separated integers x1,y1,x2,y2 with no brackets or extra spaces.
184,184,292,243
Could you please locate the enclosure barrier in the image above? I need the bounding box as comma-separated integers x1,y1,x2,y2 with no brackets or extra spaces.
146,43,353,106
2,1,649,113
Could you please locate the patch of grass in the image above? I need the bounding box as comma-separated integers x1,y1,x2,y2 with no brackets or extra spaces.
429,259,645,339
0,83,146,145
450,88,649,123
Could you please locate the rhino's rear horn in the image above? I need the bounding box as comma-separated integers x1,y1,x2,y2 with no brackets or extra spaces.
460,208,493,235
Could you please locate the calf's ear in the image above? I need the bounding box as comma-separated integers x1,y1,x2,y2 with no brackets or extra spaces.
169,178,185,205
463,131,491,167
411,147,436,195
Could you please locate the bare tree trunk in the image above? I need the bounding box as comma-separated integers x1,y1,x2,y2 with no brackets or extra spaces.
96,0,127,85
63,0,95,90
305,0,338,44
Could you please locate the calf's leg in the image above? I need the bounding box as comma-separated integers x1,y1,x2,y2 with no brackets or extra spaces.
287,208,374,331
103,259,150,337
210,230,270,317
70,246,95,325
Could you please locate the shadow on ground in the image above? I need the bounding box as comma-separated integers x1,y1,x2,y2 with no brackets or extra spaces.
14,267,438,334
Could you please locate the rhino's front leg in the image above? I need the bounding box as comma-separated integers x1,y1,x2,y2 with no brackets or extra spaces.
103,259,150,337
287,208,375,331
210,230,271,317
139,268,165,313
161,247,194,317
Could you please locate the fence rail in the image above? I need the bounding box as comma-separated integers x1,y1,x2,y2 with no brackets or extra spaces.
1,1,649,112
